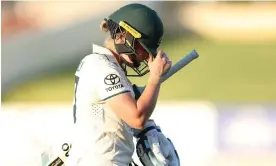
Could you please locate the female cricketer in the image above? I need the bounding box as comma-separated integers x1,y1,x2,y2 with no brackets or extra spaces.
66,3,180,166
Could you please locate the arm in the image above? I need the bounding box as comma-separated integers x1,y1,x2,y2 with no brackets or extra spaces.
105,75,161,129
104,51,171,129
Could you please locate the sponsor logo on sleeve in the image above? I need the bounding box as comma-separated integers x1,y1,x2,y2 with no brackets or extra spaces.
104,74,124,92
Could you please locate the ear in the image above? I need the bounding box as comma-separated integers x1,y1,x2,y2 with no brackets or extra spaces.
114,31,127,44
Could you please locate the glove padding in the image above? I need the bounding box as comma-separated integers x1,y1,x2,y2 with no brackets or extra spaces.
134,120,180,166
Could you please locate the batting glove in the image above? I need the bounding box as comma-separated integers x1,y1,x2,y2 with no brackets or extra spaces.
133,120,180,166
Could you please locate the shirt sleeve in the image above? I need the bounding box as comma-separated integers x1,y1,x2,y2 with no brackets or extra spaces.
96,62,133,101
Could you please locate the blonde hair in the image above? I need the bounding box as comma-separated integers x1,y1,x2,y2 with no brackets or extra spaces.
100,20,116,51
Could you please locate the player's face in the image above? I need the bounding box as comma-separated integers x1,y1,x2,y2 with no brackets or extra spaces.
120,41,149,68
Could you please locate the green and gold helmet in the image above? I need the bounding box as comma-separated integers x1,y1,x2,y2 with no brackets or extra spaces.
105,3,164,76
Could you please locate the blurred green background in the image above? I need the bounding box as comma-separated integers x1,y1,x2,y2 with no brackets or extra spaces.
3,36,276,103
2,1,276,103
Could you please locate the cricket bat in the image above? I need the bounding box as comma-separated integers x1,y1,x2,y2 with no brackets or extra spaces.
161,49,199,82
134,49,199,99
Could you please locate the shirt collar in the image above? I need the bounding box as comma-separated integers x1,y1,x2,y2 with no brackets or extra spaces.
92,44,113,55
92,44,121,66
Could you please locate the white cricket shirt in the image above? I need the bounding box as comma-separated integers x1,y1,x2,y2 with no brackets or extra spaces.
67,44,136,166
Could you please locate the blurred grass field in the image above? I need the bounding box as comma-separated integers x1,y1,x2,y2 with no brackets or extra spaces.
3,36,276,103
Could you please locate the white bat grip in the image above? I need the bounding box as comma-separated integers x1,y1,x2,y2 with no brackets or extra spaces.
160,49,199,83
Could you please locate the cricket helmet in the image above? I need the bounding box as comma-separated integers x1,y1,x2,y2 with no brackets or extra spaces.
104,3,164,77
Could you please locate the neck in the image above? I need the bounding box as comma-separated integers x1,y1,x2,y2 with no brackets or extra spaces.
108,48,128,74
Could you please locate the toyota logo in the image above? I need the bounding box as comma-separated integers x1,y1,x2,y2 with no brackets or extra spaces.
104,74,120,85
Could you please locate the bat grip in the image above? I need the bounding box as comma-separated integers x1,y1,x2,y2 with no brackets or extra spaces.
160,49,199,83
132,50,199,100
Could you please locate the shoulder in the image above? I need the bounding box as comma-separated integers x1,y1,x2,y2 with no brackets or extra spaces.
76,53,123,77
83,53,120,71
76,44,123,75
80,53,107,64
